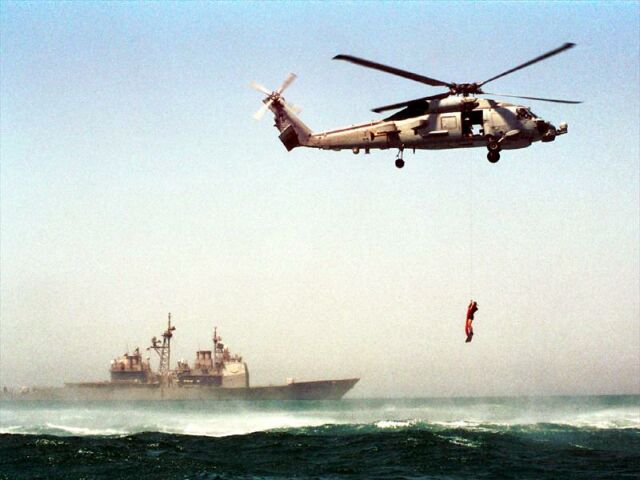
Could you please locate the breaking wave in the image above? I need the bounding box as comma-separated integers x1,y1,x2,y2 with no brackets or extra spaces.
1,395,638,437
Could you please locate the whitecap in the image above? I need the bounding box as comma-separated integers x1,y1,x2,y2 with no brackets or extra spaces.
375,419,417,429
44,423,128,436
440,435,481,448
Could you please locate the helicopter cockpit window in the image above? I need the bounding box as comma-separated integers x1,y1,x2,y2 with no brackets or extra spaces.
516,107,538,120
516,107,534,120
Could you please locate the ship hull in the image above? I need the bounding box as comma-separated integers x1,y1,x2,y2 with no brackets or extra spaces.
3,378,359,401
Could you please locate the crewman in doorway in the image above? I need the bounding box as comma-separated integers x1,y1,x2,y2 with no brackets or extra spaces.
465,300,478,343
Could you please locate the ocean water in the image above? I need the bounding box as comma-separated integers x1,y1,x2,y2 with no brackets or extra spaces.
0,395,638,479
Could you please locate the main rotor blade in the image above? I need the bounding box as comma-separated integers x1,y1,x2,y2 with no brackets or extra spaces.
480,42,576,86
483,92,582,104
277,73,297,94
333,54,452,88
250,81,272,96
372,92,451,113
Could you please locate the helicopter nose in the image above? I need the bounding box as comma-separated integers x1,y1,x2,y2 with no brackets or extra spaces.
536,119,557,142
542,124,557,142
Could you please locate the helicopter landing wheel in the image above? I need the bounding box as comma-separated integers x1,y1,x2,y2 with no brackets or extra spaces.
395,147,405,169
487,151,500,163
487,139,500,153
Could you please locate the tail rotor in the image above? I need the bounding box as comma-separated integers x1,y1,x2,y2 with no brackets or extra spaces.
250,73,301,120
252,99,273,121
276,73,297,95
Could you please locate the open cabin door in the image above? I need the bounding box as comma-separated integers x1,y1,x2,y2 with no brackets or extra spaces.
462,109,485,138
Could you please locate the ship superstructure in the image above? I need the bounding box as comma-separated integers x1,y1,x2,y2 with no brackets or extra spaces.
108,315,250,388
176,327,249,388
109,347,154,384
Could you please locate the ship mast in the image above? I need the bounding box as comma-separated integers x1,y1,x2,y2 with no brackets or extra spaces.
213,326,222,371
148,313,176,384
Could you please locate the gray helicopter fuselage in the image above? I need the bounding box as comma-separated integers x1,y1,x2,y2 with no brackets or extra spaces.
305,97,564,153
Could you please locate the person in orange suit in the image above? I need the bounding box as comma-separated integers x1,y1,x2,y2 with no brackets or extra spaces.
465,300,478,343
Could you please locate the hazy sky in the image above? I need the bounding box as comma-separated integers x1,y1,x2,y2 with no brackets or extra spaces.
1,1,638,397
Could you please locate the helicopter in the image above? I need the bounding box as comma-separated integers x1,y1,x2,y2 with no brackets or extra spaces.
252,43,581,168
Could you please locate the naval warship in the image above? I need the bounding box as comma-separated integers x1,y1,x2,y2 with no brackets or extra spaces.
5,315,359,401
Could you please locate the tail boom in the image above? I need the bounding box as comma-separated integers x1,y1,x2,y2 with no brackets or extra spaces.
268,100,312,151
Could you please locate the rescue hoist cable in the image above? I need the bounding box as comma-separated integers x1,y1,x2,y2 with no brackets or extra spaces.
468,157,474,299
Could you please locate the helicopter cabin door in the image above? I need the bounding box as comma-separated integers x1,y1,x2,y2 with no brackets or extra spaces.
462,110,484,139
439,113,461,141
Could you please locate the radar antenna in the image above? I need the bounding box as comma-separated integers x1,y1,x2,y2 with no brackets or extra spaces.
148,313,176,384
